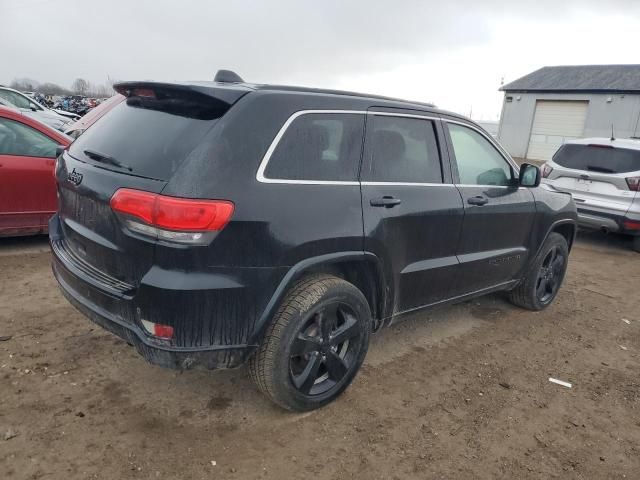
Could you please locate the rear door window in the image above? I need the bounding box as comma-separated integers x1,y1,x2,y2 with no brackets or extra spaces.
363,115,443,183
68,99,222,181
553,144,640,173
264,113,365,182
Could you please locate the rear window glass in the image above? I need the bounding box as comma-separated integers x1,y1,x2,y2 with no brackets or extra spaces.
554,144,640,174
68,100,219,181
264,113,364,182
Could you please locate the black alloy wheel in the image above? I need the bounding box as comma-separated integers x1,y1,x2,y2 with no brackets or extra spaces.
249,275,371,411
289,302,362,396
508,232,569,311
535,245,566,303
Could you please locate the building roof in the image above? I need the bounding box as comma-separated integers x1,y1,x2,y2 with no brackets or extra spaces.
500,65,640,93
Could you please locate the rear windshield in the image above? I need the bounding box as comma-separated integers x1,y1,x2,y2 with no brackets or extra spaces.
68,98,221,181
553,144,640,174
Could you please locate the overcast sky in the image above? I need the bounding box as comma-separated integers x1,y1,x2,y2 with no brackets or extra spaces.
2,0,640,120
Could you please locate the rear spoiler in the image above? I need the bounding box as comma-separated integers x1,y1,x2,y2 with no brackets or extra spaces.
114,81,252,106
113,81,252,120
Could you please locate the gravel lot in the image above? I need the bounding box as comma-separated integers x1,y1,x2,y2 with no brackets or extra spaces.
0,231,638,479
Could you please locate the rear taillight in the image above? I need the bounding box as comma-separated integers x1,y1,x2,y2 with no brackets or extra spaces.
542,163,553,178
110,188,234,244
626,176,640,191
623,220,640,231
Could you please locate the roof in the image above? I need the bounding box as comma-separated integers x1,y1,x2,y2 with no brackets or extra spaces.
252,84,436,109
565,137,640,151
501,65,640,93
114,79,439,112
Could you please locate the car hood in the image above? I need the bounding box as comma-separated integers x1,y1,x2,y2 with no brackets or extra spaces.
23,110,71,130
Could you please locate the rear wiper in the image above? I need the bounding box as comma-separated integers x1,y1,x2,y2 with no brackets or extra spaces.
83,149,133,172
586,165,614,173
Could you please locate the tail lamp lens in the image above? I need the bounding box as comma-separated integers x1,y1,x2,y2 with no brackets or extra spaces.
542,164,553,178
110,189,234,244
140,319,174,339
626,176,640,191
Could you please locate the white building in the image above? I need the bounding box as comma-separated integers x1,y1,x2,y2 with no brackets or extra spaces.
497,65,640,162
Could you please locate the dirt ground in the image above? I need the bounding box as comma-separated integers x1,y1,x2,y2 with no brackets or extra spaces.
0,232,638,480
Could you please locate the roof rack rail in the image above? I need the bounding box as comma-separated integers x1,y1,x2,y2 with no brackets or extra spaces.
214,70,244,83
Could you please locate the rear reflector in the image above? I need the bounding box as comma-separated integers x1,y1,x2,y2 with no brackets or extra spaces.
110,189,234,244
623,220,640,231
542,163,553,178
626,176,640,192
141,319,174,339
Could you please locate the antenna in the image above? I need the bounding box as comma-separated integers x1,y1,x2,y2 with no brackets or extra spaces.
214,70,244,83
611,123,615,141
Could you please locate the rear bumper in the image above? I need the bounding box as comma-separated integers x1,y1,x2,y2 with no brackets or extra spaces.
576,206,640,236
54,265,253,369
48,214,281,370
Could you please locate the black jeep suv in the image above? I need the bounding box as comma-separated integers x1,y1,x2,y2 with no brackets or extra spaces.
50,71,577,411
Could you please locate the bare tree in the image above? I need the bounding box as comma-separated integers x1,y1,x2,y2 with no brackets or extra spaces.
71,78,90,95
9,77,39,92
38,83,72,96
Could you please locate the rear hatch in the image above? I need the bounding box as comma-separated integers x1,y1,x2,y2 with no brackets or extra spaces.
55,82,248,290
546,143,640,214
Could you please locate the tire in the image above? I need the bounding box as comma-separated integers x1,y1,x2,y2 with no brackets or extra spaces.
508,232,569,311
632,236,640,253
249,274,371,411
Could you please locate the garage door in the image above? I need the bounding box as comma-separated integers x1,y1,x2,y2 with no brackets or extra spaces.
526,100,588,162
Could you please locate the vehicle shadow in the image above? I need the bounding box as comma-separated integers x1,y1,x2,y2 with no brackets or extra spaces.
573,228,635,255
0,234,50,257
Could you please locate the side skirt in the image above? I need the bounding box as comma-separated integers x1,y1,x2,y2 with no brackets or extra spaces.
384,279,519,327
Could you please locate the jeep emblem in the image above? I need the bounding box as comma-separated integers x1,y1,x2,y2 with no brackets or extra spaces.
67,168,83,186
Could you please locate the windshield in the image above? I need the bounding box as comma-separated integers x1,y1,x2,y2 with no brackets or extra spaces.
68,100,220,181
553,143,640,174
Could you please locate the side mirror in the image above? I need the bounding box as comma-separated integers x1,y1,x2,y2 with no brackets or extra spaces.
29,102,39,112
519,163,541,187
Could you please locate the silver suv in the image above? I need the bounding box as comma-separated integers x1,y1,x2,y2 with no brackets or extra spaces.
0,87,74,131
542,138,640,252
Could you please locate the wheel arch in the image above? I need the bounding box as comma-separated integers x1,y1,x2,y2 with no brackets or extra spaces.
551,221,576,251
251,252,387,344
531,219,577,262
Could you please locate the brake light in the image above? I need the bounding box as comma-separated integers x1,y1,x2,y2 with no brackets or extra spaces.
131,88,155,98
110,189,234,244
542,163,553,178
626,176,640,191
587,144,614,149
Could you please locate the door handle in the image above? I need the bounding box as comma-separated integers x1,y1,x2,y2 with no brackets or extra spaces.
370,196,402,208
467,195,488,206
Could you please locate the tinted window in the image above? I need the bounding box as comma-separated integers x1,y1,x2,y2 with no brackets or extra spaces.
553,144,640,174
69,100,221,181
365,115,442,183
449,123,513,186
264,113,364,181
0,118,57,157
0,90,31,109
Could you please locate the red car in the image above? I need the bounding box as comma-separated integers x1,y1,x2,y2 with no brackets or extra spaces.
0,106,71,237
